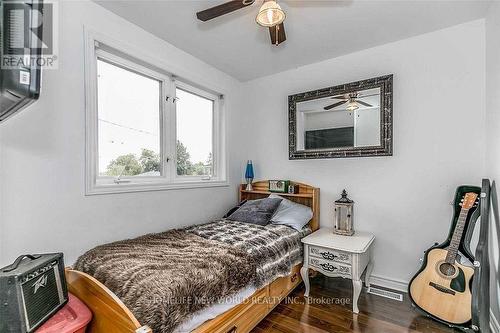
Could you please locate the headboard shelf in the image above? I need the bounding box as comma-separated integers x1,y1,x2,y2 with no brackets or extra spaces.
239,180,320,231
240,190,313,198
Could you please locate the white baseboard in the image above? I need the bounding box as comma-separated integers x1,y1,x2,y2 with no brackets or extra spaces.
368,274,408,293
491,309,500,333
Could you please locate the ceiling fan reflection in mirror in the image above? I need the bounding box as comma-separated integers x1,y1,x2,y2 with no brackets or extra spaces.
324,92,378,111
196,0,287,46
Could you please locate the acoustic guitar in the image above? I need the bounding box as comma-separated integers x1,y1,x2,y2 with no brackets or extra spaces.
409,192,478,325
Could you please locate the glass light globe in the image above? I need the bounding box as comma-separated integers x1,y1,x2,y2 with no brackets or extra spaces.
256,1,286,27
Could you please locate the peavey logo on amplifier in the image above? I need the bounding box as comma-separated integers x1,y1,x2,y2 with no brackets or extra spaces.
0,253,68,333
32,275,48,294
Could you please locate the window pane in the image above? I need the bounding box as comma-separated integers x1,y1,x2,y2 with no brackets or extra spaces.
97,59,161,177
176,87,213,176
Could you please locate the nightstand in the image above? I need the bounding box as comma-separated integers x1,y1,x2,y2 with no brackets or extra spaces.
300,228,375,313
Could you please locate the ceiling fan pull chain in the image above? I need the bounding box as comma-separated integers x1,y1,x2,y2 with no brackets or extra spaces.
275,25,279,46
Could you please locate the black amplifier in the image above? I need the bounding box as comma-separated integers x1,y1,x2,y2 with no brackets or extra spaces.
0,253,68,333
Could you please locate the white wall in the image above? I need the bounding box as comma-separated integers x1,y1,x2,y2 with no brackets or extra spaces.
485,1,500,324
239,20,486,288
0,0,247,267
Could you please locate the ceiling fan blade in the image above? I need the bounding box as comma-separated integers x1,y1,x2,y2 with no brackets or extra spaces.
196,0,254,21
357,100,373,107
324,100,347,110
269,23,286,46
331,96,345,99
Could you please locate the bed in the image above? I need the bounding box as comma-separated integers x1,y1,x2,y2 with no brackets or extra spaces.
65,181,319,333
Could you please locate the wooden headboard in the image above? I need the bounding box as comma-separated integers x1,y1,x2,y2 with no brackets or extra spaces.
239,180,320,231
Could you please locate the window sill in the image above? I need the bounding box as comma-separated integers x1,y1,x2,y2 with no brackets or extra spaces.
86,179,229,196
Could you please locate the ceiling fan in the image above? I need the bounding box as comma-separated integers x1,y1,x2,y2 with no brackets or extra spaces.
324,92,376,111
196,0,287,46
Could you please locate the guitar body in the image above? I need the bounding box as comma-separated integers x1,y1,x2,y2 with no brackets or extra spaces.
409,248,474,325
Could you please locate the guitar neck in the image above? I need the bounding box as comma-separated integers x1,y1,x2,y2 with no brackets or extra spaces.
445,208,469,263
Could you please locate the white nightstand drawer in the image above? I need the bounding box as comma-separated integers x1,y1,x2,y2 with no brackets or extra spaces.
309,246,351,264
309,257,351,277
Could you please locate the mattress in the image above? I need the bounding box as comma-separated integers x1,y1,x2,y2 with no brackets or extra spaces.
173,285,258,333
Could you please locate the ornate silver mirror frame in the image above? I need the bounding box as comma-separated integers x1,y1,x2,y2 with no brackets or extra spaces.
288,74,393,159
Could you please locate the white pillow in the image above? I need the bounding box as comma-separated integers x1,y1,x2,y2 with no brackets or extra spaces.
269,194,313,231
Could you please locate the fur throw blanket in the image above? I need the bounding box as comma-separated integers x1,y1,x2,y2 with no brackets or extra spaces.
74,230,256,333
186,220,310,288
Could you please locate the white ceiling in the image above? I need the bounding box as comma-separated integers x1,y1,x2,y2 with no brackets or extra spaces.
94,0,491,81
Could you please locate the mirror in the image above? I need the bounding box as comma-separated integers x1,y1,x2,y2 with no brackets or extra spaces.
296,87,381,150
288,75,393,159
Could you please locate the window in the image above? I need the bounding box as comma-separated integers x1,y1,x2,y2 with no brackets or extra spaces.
175,87,214,177
85,37,226,194
97,59,162,178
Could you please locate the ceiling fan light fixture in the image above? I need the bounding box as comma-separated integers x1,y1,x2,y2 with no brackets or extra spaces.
347,102,359,112
256,0,286,27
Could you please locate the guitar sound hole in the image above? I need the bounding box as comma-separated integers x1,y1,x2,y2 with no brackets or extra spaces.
439,263,456,276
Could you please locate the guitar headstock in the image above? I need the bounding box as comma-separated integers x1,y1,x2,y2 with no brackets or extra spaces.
460,192,479,209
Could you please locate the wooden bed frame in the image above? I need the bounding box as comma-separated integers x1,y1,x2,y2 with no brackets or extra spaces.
65,180,319,333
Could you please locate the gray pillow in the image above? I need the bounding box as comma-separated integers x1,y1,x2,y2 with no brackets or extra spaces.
269,194,313,231
227,197,283,226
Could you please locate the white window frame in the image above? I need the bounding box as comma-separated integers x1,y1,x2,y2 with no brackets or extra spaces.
85,31,227,195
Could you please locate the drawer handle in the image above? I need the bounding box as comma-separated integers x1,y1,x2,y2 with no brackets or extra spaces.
320,251,338,261
291,273,298,283
226,326,237,333
320,263,338,272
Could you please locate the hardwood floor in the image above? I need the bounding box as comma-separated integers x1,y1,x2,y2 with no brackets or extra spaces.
252,276,460,333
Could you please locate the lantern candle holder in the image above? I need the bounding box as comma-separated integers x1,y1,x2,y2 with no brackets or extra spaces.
333,189,354,236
